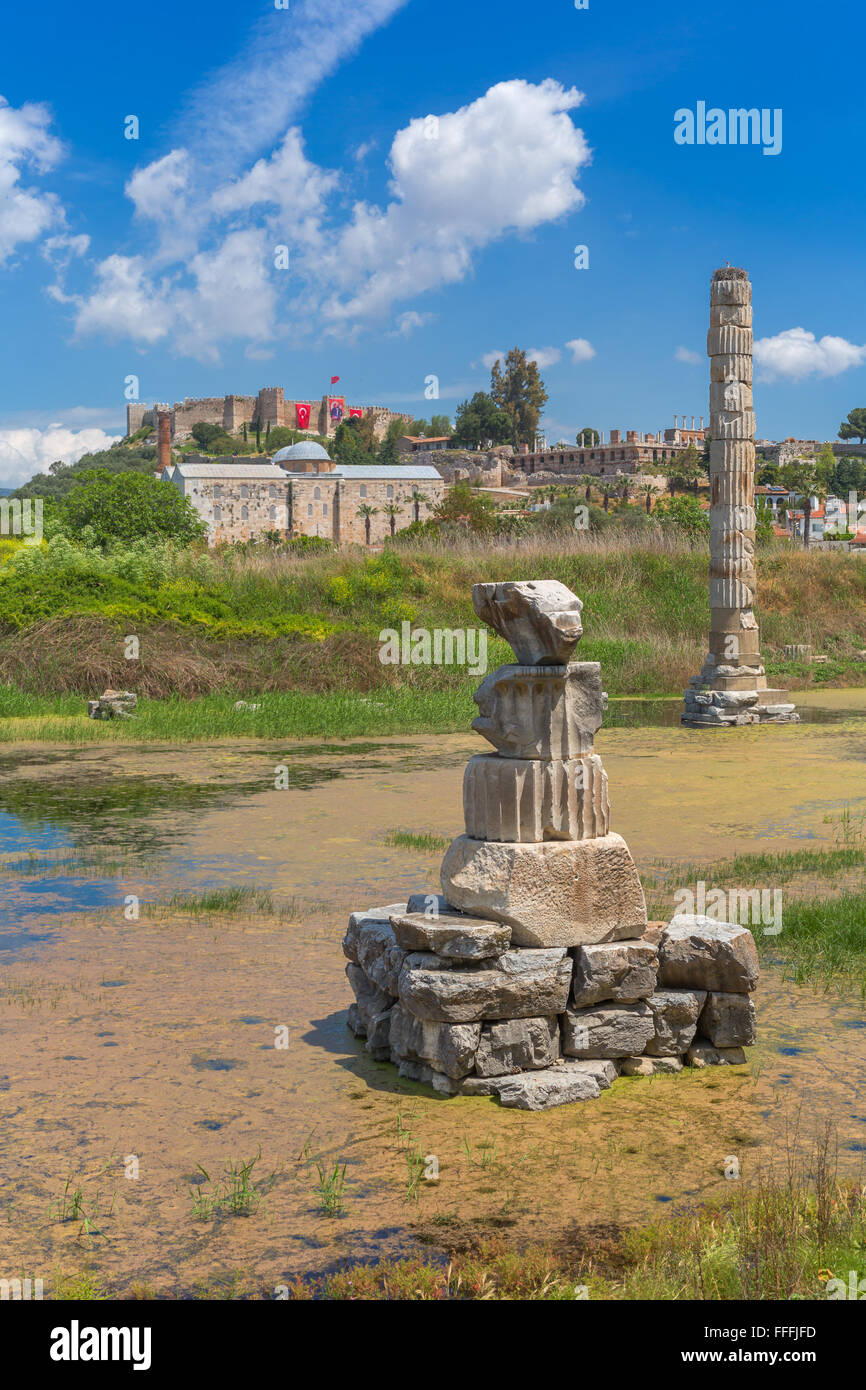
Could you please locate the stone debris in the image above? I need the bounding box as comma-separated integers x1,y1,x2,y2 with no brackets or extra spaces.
571,938,659,1007
389,911,511,961
659,915,760,993
473,580,584,666
87,689,137,720
342,573,761,1108
644,989,706,1056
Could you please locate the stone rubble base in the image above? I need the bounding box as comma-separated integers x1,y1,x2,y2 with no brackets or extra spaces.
343,897,759,1111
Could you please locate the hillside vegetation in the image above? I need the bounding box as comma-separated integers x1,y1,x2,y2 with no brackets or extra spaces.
0,531,864,711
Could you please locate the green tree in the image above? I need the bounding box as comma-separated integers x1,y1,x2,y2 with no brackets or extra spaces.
191,421,230,450
408,488,429,524
838,408,866,443
830,451,866,497
427,414,452,438
653,493,710,540
383,501,403,536
452,392,510,449
333,418,377,468
433,482,498,534
58,470,207,548
780,458,820,548
490,348,548,448
356,502,378,546
576,427,600,447
665,444,705,496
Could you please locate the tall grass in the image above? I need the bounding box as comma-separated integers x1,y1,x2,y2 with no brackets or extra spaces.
1,531,865,701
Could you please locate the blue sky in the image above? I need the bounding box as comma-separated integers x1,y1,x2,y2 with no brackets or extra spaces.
0,0,863,483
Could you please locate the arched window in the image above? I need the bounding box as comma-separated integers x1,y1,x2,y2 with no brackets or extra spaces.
240,484,249,499
269,485,276,500
359,484,367,498
322,503,328,517
314,486,321,500
241,505,249,521
307,503,313,517
269,506,277,521
213,505,222,522
213,484,222,500
386,484,394,499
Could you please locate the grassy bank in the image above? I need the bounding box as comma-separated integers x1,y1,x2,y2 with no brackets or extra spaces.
1,532,865,708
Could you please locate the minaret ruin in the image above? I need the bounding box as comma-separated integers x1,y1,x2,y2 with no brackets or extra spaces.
682,267,798,726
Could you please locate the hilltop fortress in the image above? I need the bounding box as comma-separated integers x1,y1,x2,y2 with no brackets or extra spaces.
127,387,413,443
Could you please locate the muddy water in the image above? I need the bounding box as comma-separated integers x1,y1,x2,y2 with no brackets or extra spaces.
0,704,865,1295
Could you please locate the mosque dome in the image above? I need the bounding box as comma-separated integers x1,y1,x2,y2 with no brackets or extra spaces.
272,441,332,468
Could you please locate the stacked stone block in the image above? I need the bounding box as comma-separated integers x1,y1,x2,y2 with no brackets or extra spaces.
683,267,797,727
343,578,761,1110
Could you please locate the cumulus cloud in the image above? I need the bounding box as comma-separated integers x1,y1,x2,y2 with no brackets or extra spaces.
70,76,591,363
675,345,701,365
565,337,595,363
754,327,866,381
0,95,65,265
0,424,120,488
528,347,561,368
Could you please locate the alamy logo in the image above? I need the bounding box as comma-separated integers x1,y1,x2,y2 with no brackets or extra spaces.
0,497,43,543
50,1320,152,1371
379,623,488,677
1,1277,43,1299
675,103,782,156
673,880,782,936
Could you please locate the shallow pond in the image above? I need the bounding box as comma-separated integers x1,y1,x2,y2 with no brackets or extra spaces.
0,693,864,1294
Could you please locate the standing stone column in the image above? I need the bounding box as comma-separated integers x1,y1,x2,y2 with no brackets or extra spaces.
683,267,798,726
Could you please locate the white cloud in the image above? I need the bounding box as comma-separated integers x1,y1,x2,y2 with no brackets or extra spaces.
754,327,866,381
565,337,595,363
70,76,591,363
0,424,120,488
391,309,431,337
528,346,561,368
675,345,701,365
318,79,589,326
482,350,507,370
0,95,65,266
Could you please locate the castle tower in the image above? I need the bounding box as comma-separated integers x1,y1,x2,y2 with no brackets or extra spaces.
682,268,797,726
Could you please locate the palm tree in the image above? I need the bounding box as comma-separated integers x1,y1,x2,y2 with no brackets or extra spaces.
409,488,427,524
357,502,378,545
383,501,403,537
579,474,594,504
643,481,657,515
603,486,610,513
780,459,821,548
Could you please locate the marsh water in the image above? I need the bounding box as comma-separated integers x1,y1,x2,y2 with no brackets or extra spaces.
1,693,865,1294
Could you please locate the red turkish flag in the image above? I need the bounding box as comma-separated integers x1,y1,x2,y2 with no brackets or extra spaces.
296,402,311,429
330,375,340,384
349,407,363,420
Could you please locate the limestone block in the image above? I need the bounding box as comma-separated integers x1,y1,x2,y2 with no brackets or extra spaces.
396,1058,461,1095
561,1002,655,1058
621,1056,683,1076
471,662,603,760
685,1040,747,1068
710,380,754,413
645,989,706,1055
397,951,572,1023
711,355,753,383
390,911,511,961
710,274,752,307
698,991,757,1047
658,915,759,992
342,904,408,964
710,411,756,441
707,325,752,357
709,304,753,328
389,1003,481,1078
474,1015,560,1076
472,580,584,665
709,438,756,471
346,962,394,1025
441,832,648,948
571,938,658,1007
406,891,455,916
463,752,609,842
495,1063,601,1110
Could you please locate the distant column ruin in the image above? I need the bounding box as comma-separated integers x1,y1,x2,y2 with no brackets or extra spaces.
682,267,797,726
